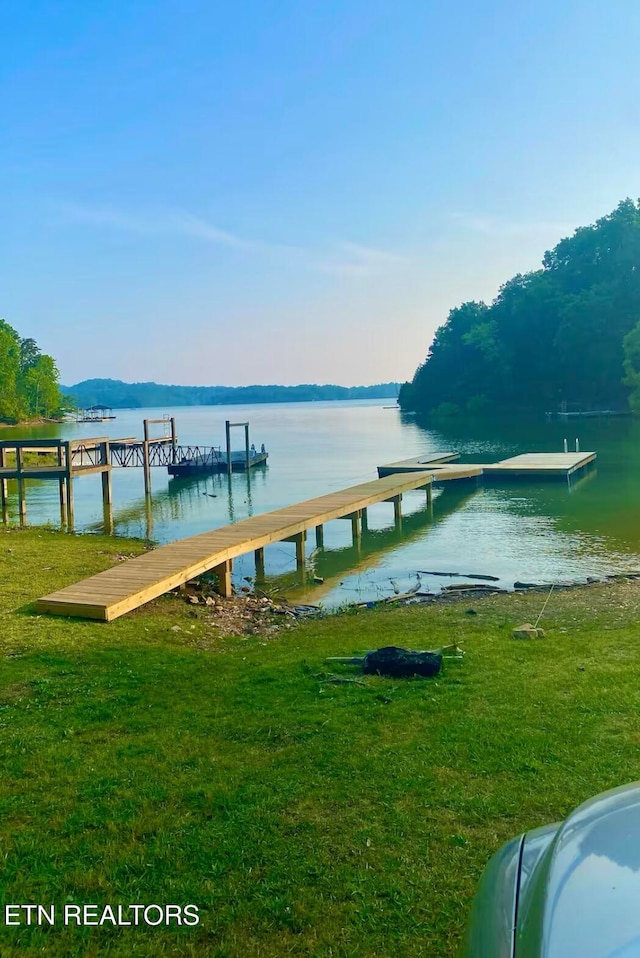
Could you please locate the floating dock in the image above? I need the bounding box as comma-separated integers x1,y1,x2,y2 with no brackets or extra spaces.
377,451,596,481
481,452,597,477
168,450,268,477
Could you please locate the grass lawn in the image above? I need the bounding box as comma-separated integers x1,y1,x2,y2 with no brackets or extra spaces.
1,526,640,956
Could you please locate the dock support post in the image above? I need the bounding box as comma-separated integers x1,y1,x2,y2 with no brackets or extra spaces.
171,417,177,463
16,447,26,526
393,494,402,527
55,444,67,528
66,478,75,531
101,468,112,511
144,496,153,540
245,423,250,471
101,443,113,534
143,419,151,496
225,420,232,476
351,511,361,542
214,559,233,598
0,447,7,524
315,524,324,548
254,547,265,579
361,507,368,533
64,442,75,530
59,478,68,527
295,532,306,570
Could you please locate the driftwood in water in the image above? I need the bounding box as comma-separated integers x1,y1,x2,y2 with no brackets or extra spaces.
418,571,500,581
327,644,464,679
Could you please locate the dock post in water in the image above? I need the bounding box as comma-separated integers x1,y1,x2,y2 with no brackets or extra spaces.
143,420,151,496
295,532,306,569
0,447,7,524
171,417,177,463
65,442,75,531
393,494,402,527
100,440,113,533
315,524,324,548
254,547,265,579
16,446,26,526
350,510,362,542
57,443,67,528
225,420,232,476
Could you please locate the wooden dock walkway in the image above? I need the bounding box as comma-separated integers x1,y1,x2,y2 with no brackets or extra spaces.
34,449,597,622
35,470,453,621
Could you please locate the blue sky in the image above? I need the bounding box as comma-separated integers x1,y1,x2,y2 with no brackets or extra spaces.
2,0,639,386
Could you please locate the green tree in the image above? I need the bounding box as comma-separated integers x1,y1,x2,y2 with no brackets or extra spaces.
23,355,63,417
0,320,24,422
623,320,640,413
0,320,65,421
19,337,42,373
401,198,640,416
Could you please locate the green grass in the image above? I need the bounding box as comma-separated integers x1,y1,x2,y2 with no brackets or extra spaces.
2,526,640,956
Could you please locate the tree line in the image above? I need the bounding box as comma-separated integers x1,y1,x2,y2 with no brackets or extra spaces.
63,379,401,408
399,199,640,417
0,320,67,423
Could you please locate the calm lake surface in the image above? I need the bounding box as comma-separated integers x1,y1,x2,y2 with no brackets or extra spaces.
4,401,640,607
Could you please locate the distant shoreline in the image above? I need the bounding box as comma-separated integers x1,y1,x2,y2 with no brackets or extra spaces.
0,417,66,430
62,379,401,410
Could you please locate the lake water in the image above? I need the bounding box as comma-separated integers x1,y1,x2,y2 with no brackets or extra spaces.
4,401,640,607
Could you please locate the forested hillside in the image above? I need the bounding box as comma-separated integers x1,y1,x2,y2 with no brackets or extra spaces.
400,199,640,416
63,379,401,408
0,320,67,423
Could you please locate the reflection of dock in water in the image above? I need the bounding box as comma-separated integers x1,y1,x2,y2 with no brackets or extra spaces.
260,486,476,605
88,469,262,539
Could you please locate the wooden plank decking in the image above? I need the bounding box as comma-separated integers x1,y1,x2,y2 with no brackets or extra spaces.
35,450,598,622
36,471,443,622
481,452,596,476
377,452,458,476
378,451,596,479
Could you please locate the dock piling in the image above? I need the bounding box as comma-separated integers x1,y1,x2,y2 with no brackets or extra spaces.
171,417,177,463
0,447,7,524
65,477,75,531
143,420,151,496
214,559,233,598
350,511,361,541
295,532,306,570
16,446,26,525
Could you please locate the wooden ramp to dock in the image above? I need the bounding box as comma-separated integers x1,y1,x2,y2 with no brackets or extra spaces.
377,452,458,476
36,471,442,622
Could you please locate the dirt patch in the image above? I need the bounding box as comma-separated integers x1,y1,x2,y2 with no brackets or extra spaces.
0,682,32,705
177,580,317,637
